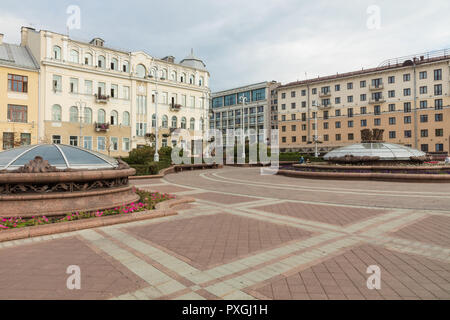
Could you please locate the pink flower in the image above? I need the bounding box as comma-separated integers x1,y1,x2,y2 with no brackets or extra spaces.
0,224,8,229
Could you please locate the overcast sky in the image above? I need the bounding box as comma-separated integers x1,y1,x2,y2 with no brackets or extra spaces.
1,0,449,91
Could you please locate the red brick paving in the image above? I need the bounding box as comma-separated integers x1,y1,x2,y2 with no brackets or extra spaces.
141,185,193,194
391,215,450,247
254,244,450,300
0,237,147,300
254,202,386,226
127,213,312,269
191,192,260,205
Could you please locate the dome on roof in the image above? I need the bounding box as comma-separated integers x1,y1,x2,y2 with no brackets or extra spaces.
0,144,119,171
180,49,207,71
324,143,426,161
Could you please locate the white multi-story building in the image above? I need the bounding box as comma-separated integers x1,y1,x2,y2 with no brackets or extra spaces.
20,27,210,157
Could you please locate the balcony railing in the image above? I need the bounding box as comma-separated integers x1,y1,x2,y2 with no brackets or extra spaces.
170,104,182,111
369,84,384,91
318,103,332,109
95,93,110,103
369,97,386,104
319,91,331,98
95,122,110,132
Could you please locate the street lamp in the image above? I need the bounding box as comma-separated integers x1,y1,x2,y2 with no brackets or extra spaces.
311,101,321,158
239,95,248,160
153,67,160,162
76,99,86,148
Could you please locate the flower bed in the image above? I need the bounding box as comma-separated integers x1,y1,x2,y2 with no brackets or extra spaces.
0,189,175,231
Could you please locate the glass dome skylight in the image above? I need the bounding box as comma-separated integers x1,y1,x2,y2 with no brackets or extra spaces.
324,143,426,161
0,144,119,171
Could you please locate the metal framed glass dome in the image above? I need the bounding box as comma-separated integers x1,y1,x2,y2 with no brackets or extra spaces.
324,143,426,161
0,144,119,171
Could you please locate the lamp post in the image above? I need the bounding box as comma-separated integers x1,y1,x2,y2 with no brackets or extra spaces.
312,102,320,158
76,99,86,148
240,96,248,159
154,68,160,162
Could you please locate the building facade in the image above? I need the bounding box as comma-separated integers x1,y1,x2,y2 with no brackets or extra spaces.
210,81,280,144
0,33,39,151
20,27,210,157
277,49,450,155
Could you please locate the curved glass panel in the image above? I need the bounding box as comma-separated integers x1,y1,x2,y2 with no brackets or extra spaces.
324,143,426,161
58,145,113,167
0,145,35,167
11,145,66,167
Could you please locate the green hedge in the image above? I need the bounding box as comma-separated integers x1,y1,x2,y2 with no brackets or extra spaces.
279,152,323,162
130,160,172,176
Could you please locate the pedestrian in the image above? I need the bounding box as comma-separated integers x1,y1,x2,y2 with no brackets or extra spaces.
299,156,305,164
445,156,450,165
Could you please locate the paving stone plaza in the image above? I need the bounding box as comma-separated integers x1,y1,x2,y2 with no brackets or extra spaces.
0,167,449,300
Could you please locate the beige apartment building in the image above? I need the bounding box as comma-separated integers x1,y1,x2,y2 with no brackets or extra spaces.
278,49,450,155
19,27,210,157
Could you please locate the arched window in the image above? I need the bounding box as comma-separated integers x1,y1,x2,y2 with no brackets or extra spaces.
171,71,177,81
199,77,204,86
190,118,195,130
152,114,156,128
52,104,62,121
136,64,146,78
111,58,118,70
181,117,187,129
201,117,205,131
69,49,79,63
161,69,167,80
150,68,156,78
52,46,61,60
123,60,129,73
98,55,106,68
84,53,93,65
110,110,118,125
181,73,187,83
189,75,195,85
171,116,177,128
84,107,92,124
122,111,130,126
69,106,79,122
98,109,106,123
162,115,168,128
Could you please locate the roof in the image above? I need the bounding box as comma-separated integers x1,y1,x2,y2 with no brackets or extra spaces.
324,143,426,161
0,42,39,70
180,49,207,71
0,144,119,171
279,52,450,90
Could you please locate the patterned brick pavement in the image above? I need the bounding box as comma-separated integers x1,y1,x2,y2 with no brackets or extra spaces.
0,167,449,300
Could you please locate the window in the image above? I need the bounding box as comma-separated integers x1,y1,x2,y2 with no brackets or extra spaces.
111,84,118,98
98,109,106,124
111,58,118,71
123,138,130,152
2,133,14,150
360,94,366,102
52,135,62,144
404,116,411,124
434,69,442,81
291,91,296,97
97,137,106,151
404,130,412,138
421,129,428,138
291,103,296,109
347,96,353,103
281,137,286,143
404,102,411,113
312,88,317,94
389,131,396,139
324,134,329,142
136,123,147,136
435,99,443,110
435,113,443,122
281,104,286,110
7,105,27,123
374,118,381,126
436,144,444,152
348,108,354,118
419,71,427,80
69,106,79,122
348,133,354,140
123,61,129,73
69,136,78,147
85,80,92,95
347,82,353,90
403,74,410,82
69,78,78,93
335,84,340,91
84,136,93,150
110,137,118,151
291,125,297,131
8,74,28,93
348,120,354,128
98,55,106,68
361,119,367,127
301,90,306,96
335,121,341,129
374,105,381,115
20,133,31,146
123,86,130,100
420,115,428,123
404,88,411,96
435,129,444,137
291,114,296,121
52,104,62,121
84,53,93,65
181,117,187,129
162,115,168,128
388,90,395,98
335,134,341,141
171,116,177,128
335,110,341,117
252,88,266,101
53,46,61,60
110,110,118,125
360,80,366,88
421,144,429,152
84,108,92,124
281,93,286,99
52,75,62,92
388,76,395,84
136,64,146,78
389,104,396,112
360,107,367,115
291,136,296,143
419,86,427,94
434,84,442,96
389,117,396,125
69,49,79,63
335,97,341,104
123,112,130,126
420,101,428,109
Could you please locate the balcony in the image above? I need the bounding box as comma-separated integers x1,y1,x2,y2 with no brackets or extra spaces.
369,84,384,91
318,103,332,109
95,93,110,103
369,96,386,104
170,104,182,111
319,91,331,98
95,122,110,132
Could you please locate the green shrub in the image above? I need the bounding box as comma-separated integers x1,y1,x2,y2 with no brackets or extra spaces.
127,146,155,164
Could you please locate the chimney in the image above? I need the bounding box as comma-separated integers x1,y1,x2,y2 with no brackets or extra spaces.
0,33,3,45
